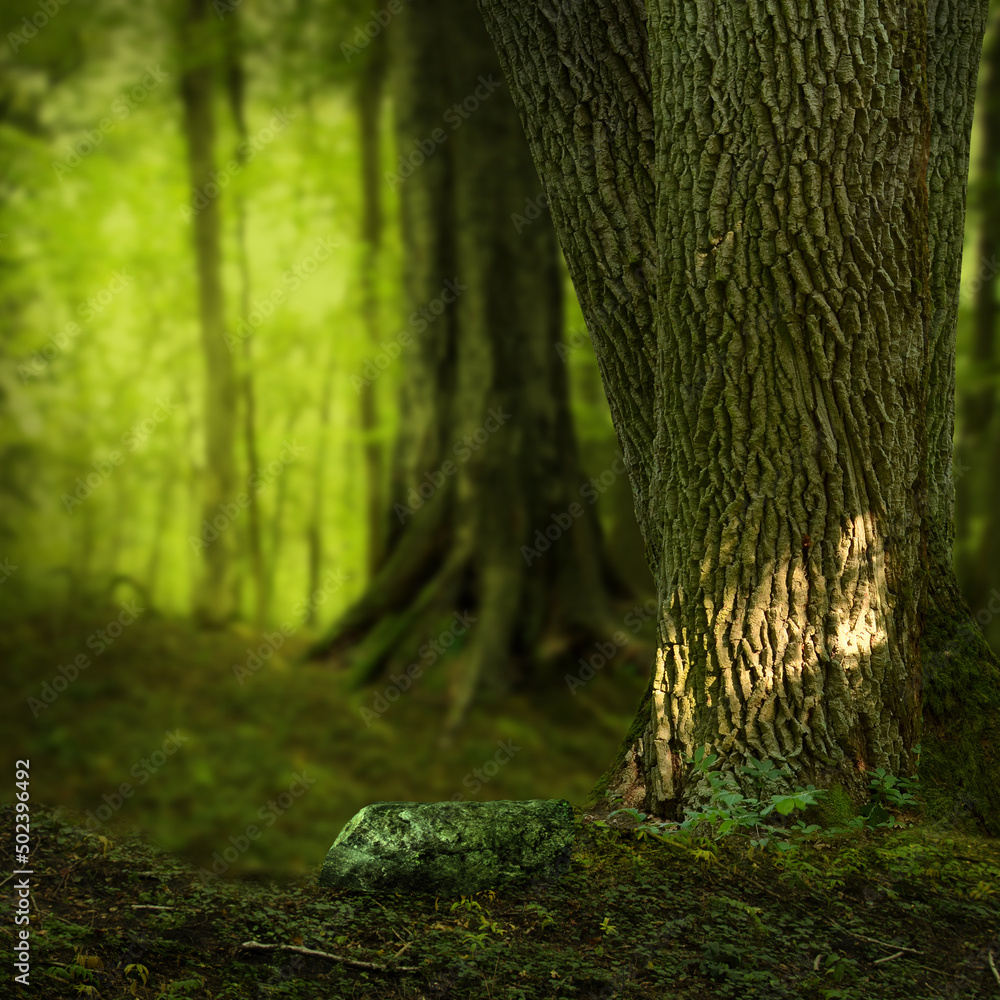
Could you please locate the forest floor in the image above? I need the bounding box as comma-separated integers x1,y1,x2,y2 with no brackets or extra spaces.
3,797,1000,1000
3,602,1000,998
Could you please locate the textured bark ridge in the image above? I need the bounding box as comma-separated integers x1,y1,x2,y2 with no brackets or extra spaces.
318,799,575,896
480,0,999,833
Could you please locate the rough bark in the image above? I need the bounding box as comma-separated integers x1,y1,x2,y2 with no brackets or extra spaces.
179,0,238,626
479,0,999,832
310,0,638,742
641,0,928,814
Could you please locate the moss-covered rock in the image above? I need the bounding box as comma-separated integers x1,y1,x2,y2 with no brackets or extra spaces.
318,798,576,895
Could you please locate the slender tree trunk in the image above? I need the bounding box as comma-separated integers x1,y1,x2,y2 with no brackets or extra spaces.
955,1,1000,652
146,469,172,606
263,405,303,616
294,91,332,626
357,36,387,581
222,6,266,627
311,0,634,743
107,465,130,578
305,342,337,626
179,0,238,626
183,385,201,614
479,0,1000,832
77,488,96,600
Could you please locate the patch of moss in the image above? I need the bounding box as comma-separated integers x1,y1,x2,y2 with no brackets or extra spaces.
805,781,856,830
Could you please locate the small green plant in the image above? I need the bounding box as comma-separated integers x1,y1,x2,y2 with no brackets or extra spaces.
821,952,859,988
44,962,100,987
156,974,205,999
593,744,926,861
449,896,483,914
595,747,828,857
860,744,922,828
524,901,556,932
460,927,490,953
124,963,150,996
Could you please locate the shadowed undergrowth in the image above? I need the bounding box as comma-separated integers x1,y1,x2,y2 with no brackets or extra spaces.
0,601,649,877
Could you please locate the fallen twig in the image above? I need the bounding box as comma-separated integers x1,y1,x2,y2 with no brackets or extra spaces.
130,904,175,910
831,924,924,955
237,940,420,973
873,950,905,964
988,950,999,986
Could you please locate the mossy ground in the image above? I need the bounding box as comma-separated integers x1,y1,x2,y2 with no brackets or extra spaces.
3,800,1000,999
3,603,1000,998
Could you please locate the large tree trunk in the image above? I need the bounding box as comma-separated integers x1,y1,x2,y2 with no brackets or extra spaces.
479,0,1000,832
310,0,636,743
179,0,238,626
